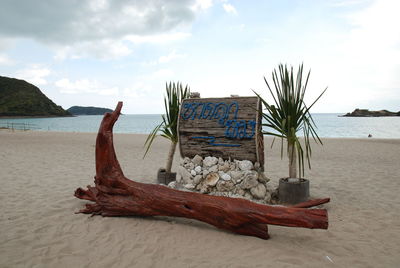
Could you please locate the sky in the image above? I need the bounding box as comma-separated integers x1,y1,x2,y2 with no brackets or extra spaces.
0,0,399,114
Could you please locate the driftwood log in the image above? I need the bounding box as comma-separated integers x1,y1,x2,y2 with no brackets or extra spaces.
74,102,329,239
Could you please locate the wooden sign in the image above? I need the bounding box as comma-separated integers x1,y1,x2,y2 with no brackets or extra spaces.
178,96,264,166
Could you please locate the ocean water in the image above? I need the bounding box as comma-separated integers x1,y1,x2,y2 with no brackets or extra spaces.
1,113,400,138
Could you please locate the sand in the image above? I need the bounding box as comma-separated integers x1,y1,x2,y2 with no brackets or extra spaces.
1,130,400,267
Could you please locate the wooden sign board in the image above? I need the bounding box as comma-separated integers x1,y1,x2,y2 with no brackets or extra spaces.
178,96,264,166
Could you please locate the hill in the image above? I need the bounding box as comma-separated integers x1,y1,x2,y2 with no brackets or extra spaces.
0,76,71,117
67,106,113,115
343,108,400,117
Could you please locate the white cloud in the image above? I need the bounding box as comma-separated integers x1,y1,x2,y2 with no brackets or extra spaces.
339,0,400,89
98,87,119,96
0,53,14,65
152,69,174,78
15,65,51,85
192,0,213,11
303,0,400,112
223,3,238,15
159,50,186,63
0,0,197,59
125,32,191,44
330,0,370,7
54,40,131,60
0,1,195,43
55,78,119,96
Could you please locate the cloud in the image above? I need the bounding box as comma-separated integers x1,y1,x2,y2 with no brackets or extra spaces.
222,3,238,15
192,0,213,10
0,53,14,65
339,0,400,89
15,65,51,85
152,69,175,78
158,50,186,63
54,40,132,60
0,0,198,59
55,78,119,96
0,0,195,43
124,32,191,44
330,0,370,7
303,0,400,111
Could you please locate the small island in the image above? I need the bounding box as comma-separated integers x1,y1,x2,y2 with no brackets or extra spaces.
67,106,113,115
342,108,400,117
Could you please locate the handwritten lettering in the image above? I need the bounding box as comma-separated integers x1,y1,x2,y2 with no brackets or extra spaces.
180,101,257,146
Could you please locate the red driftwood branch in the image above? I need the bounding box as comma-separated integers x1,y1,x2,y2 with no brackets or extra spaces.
291,198,330,208
74,102,328,240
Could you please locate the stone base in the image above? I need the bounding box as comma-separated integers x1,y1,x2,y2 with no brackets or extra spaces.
168,155,277,204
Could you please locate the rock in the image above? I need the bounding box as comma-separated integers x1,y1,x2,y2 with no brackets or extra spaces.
194,165,202,174
230,170,243,184
204,172,219,186
199,184,209,194
181,157,191,165
167,181,177,188
218,162,231,172
227,192,239,198
176,174,182,184
176,155,272,204
203,156,218,167
184,162,195,170
192,155,203,166
184,183,195,190
193,175,202,185
257,172,270,183
234,188,245,196
220,173,232,181
265,182,275,192
239,171,258,189
216,180,235,192
343,108,400,117
229,162,237,171
177,166,192,184
264,191,272,203
238,160,253,171
244,192,253,200
250,183,267,199
208,164,219,173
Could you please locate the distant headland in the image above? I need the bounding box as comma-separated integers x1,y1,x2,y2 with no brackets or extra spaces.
342,108,400,117
67,106,113,115
0,76,71,118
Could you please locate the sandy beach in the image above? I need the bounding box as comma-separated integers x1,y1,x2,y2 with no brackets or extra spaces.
1,130,399,267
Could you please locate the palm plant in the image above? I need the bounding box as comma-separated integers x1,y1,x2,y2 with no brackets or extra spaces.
254,63,327,178
144,82,190,173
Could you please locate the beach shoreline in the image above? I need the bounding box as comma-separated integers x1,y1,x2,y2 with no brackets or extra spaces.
1,131,399,267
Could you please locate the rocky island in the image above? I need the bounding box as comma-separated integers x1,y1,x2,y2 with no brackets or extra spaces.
0,76,71,117
67,106,113,115
342,108,400,117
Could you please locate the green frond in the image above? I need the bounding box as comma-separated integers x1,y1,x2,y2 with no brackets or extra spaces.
143,81,191,158
254,63,326,177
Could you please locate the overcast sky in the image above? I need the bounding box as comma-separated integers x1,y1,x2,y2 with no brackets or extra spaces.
0,0,399,113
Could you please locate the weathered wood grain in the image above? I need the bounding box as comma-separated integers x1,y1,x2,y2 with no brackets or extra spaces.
178,97,264,167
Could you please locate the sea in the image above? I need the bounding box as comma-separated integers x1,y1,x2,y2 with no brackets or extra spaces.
1,113,400,139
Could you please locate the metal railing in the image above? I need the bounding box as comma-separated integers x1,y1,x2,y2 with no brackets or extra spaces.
0,122,41,131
